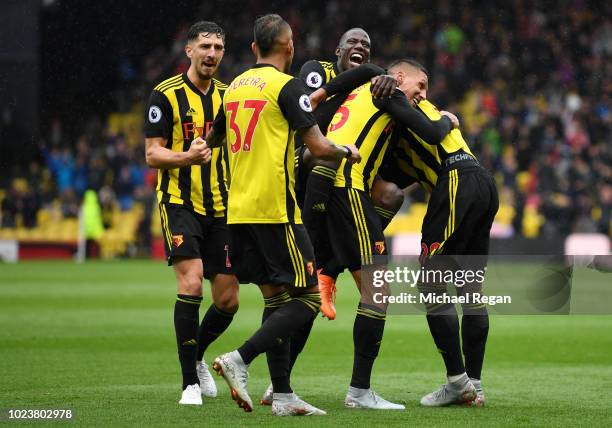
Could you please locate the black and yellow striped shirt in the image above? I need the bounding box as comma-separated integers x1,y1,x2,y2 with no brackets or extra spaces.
324,83,453,193
326,82,395,192
317,64,453,192
389,99,476,192
145,73,229,216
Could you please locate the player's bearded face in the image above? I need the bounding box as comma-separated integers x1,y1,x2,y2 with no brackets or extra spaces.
187,33,225,80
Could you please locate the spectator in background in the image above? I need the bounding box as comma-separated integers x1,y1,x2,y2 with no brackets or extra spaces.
2,0,609,243
1,185,18,228
114,166,134,211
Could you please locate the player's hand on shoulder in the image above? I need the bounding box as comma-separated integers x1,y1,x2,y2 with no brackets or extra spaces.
440,110,460,128
187,136,212,164
345,144,361,164
309,88,327,111
370,75,397,99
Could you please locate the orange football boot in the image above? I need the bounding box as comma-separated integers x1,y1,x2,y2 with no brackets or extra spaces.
317,268,337,320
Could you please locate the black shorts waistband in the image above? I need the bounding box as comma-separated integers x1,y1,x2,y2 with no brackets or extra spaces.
440,152,480,172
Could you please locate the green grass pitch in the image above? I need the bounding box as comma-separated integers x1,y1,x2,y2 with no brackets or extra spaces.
1,261,611,427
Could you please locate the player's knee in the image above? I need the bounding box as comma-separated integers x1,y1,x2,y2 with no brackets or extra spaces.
177,274,203,296
372,182,404,212
211,274,239,313
177,272,202,296
215,292,239,313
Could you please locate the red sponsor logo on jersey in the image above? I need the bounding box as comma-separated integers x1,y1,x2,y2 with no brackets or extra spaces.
375,241,386,255
306,261,315,276
172,235,184,248
182,121,213,140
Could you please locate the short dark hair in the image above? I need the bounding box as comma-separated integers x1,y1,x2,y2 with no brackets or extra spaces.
388,58,428,76
187,21,225,43
254,14,290,56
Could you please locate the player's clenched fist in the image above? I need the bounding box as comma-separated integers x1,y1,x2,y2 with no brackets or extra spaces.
440,111,460,129
188,136,213,164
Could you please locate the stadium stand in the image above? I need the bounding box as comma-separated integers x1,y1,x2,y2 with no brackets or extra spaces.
0,0,609,258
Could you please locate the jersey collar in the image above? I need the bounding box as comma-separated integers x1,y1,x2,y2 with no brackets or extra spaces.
252,63,279,71
182,73,215,97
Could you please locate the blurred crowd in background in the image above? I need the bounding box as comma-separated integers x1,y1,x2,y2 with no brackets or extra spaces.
0,0,610,255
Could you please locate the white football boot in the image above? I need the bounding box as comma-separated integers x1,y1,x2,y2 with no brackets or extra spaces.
469,379,485,407
272,392,327,416
196,360,217,398
212,351,253,412
260,383,273,405
420,377,477,407
179,384,203,405
344,387,405,410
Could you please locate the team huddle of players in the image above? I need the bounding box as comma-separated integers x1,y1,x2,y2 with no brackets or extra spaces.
144,13,498,416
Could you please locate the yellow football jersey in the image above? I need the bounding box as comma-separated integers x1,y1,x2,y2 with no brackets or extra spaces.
390,99,476,190
215,64,316,224
326,82,394,192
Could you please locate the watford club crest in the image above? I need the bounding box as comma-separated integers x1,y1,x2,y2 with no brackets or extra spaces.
306,261,315,276
172,235,184,248
375,241,385,255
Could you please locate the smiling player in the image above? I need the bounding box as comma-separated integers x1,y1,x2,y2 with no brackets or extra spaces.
144,21,239,406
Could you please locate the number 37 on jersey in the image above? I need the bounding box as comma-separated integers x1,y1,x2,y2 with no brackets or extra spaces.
225,100,267,153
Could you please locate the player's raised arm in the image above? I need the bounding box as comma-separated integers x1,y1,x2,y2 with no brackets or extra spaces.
374,89,453,145
144,90,211,168
145,137,212,168
298,124,361,164
309,63,396,109
279,77,360,164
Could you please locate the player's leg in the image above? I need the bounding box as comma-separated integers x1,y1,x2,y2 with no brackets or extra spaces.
196,218,239,397
172,257,205,404
159,204,206,405
301,148,343,319
260,251,338,405
370,176,404,230
263,285,317,405
237,302,322,413
212,283,290,412
265,288,326,416
457,170,499,406
263,223,324,415
213,224,324,414
418,171,476,406
301,148,342,243
201,275,238,358
328,188,403,409
313,223,341,319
